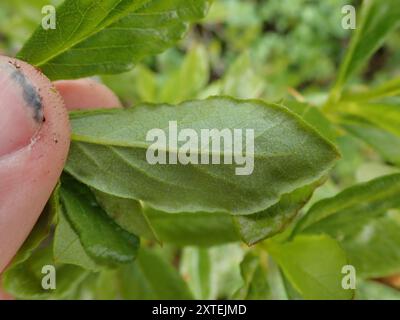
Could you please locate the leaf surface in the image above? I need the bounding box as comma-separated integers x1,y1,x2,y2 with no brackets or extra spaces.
343,77,400,102
118,248,194,299
18,0,210,79
295,174,400,234
54,210,100,271
233,252,270,300
234,180,322,245
144,205,239,246
66,97,339,215
94,190,158,242
59,176,140,267
2,246,88,299
295,174,400,278
267,235,353,300
329,0,400,101
180,244,244,299
342,118,400,166
284,100,337,143
341,103,400,137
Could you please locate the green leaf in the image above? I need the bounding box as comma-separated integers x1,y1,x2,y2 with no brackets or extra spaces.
284,100,337,143
180,244,244,299
102,65,156,105
295,173,400,234
339,213,400,278
53,210,100,271
131,65,158,103
206,244,245,299
118,248,194,299
340,102,400,137
2,245,88,300
92,270,120,300
333,134,365,186
66,96,339,215
180,247,213,299
343,77,400,102
18,0,211,80
9,186,58,266
329,0,400,101
233,180,322,245
341,118,400,166
144,205,239,246
93,190,158,242
2,185,90,300
233,252,270,300
159,44,210,103
356,162,399,183
72,270,122,300
59,176,139,267
295,174,400,278
222,52,265,99
266,257,290,300
267,235,354,300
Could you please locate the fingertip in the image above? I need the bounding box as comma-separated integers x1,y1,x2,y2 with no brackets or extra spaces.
0,56,70,272
0,277,13,300
0,289,13,300
54,79,122,110
0,57,45,157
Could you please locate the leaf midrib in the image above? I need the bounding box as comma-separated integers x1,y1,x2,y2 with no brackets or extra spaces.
71,133,293,160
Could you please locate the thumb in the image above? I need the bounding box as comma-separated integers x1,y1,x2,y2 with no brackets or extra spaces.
0,56,70,273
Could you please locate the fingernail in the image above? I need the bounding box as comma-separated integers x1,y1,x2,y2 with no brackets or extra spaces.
0,60,44,157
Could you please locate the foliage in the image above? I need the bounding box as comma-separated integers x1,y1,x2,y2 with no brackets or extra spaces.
1,0,400,300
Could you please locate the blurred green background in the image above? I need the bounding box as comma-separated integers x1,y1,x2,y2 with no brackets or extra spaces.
2,0,399,106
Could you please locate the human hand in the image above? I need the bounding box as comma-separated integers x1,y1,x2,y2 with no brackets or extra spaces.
0,56,121,297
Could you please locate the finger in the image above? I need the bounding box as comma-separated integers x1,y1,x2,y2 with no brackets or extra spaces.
0,56,70,273
0,74,120,292
0,277,12,300
54,79,122,110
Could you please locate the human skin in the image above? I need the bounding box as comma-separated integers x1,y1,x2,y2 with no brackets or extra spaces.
0,56,121,298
